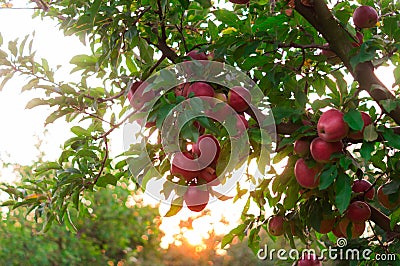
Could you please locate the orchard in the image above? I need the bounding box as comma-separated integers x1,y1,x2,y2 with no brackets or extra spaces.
0,0,399,265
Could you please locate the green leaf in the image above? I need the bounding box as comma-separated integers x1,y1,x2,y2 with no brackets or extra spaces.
383,128,400,149
380,99,400,113
344,109,363,131
8,40,17,57
194,0,211,8
96,173,118,188
360,142,374,162
221,224,247,248
164,197,183,217
319,166,338,190
71,126,90,136
35,162,62,173
213,10,239,27
363,124,378,141
335,173,351,214
178,0,189,8
390,207,400,230
22,78,39,92
25,98,47,109
45,109,73,125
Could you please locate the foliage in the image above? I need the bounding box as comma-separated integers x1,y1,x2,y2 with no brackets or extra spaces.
0,178,162,265
0,0,400,264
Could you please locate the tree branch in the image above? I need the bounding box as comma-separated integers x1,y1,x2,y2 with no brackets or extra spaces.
293,0,400,125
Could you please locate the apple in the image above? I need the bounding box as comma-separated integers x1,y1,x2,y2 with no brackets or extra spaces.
145,121,156,128
294,139,310,157
268,216,285,236
317,109,349,142
127,81,156,110
338,217,365,239
346,201,371,223
186,50,209,61
348,111,372,140
352,32,364,47
310,137,343,163
294,158,322,189
229,0,249,4
297,253,321,266
192,134,221,167
353,5,379,29
184,185,209,212
284,8,293,17
174,83,190,97
314,217,335,234
235,114,249,136
320,44,341,65
215,92,227,102
332,224,345,238
186,82,215,97
170,152,200,182
352,179,375,201
193,121,205,135
198,166,218,184
377,185,400,210
228,86,251,112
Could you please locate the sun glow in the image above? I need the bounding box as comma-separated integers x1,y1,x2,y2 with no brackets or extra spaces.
183,229,205,246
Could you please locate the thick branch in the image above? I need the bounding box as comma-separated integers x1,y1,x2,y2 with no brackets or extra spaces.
294,0,400,125
369,204,400,240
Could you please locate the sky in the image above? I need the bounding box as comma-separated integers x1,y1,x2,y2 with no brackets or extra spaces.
0,0,397,250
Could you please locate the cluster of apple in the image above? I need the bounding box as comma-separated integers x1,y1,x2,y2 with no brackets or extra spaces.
267,107,400,243
321,5,378,63
293,108,372,190
168,50,252,212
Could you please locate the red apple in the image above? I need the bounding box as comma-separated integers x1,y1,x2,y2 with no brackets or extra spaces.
186,50,209,61
184,185,209,212
268,216,285,236
320,44,341,65
174,83,190,97
310,137,343,163
338,217,365,239
228,86,251,112
235,114,249,136
294,139,310,157
353,5,379,29
297,253,321,266
229,0,249,4
377,185,400,210
170,152,200,182
348,111,372,140
187,82,215,97
346,201,371,223
317,109,349,142
315,217,335,234
284,8,293,17
332,224,345,238
198,167,218,183
145,121,156,128
127,81,156,110
215,92,227,102
352,179,375,201
294,158,322,189
193,121,205,135
192,134,221,168
352,32,364,47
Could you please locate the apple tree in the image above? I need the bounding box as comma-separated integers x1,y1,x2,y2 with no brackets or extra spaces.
0,0,399,264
